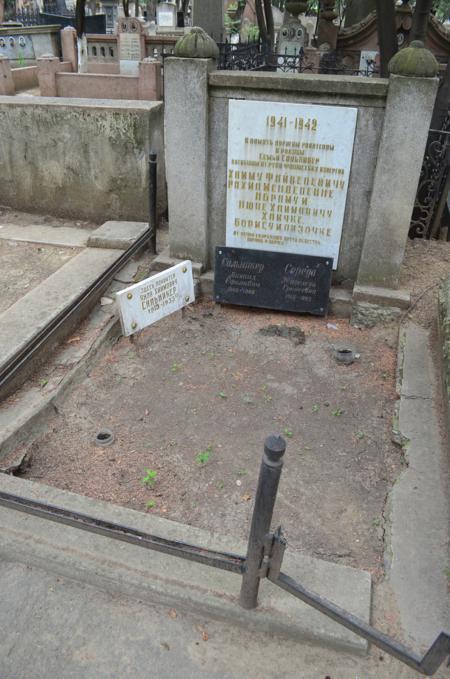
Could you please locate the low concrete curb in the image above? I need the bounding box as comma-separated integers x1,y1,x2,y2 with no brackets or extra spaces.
87,221,149,250
387,322,450,648
438,275,450,430
0,474,371,655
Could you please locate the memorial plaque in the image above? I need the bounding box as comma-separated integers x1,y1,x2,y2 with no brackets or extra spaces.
214,246,332,316
226,100,357,268
116,261,195,336
119,33,142,61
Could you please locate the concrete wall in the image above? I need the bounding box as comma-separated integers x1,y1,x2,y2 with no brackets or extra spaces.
0,96,166,222
11,65,38,91
0,25,60,66
207,72,388,284
56,72,139,99
37,56,162,101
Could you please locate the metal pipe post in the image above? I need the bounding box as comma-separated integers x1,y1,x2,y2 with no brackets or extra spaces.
148,151,157,254
239,435,286,609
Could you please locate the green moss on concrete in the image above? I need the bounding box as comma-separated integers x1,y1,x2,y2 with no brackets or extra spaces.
174,27,219,59
438,275,450,429
389,40,439,78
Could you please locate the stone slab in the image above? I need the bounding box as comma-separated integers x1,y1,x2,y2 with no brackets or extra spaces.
225,99,357,267
352,284,411,310
0,247,123,376
0,473,371,655
208,71,389,104
150,247,204,277
0,223,90,248
214,246,332,316
87,221,149,250
116,261,195,336
388,323,450,647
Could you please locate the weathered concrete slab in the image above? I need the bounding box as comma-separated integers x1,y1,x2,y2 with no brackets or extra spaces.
0,247,123,394
0,223,90,247
87,221,149,250
388,323,450,648
0,473,372,655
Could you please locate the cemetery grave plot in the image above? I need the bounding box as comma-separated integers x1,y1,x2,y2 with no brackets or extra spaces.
0,240,78,314
15,302,402,577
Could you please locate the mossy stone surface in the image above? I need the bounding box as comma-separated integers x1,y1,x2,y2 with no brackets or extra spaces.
174,27,219,59
388,40,439,78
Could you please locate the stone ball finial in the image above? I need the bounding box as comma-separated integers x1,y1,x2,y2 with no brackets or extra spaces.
174,27,219,59
389,40,439,78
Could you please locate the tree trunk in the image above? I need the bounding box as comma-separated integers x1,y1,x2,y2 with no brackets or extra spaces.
344,0,376,27
412,0,434,42
262,0,274,51
146,0,156,21
255,0,268,43
75,0,86,37
0,0,4,25
375,0,397,77
134,0,139,17
123,0,130,18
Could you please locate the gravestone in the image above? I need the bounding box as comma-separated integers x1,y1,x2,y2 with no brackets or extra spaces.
157,1,177,30
215,246,332,316
116,261,195,336
118,17,145,75
191,0,223,39
226,99,357,269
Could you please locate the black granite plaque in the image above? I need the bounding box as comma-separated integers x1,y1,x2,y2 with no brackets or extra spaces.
214,247,332,316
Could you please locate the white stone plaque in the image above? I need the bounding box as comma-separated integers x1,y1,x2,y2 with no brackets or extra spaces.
158,10,175,26
226,100,358,268
119,32,142,61
116,261,195,336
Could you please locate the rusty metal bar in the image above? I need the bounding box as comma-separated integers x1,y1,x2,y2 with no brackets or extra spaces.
0,491,245,575
270,570,450,676
239,435,286,609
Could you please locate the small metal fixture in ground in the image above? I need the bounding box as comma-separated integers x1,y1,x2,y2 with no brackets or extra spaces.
94,429,115,447
334,348,355,365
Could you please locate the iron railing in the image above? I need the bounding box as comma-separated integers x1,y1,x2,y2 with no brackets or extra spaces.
410,113,450,240
0,435,448,675
217,39,379,76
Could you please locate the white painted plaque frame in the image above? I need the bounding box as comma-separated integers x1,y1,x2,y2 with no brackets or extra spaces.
116,261,195,336
226,100,358,268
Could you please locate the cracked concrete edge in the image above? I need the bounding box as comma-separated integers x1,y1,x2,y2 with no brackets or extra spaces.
0,310,121,462
383,322,450,648
0,473,372,655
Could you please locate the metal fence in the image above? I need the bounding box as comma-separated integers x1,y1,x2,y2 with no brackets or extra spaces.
410,113,450,240
0,435,448,675
217,39,379,77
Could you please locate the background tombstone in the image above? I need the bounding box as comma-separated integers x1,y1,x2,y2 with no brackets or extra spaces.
191,0,223,39
118,17,145,75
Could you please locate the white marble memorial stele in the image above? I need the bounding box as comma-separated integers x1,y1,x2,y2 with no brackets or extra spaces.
116,261,195,336
226,100,357,268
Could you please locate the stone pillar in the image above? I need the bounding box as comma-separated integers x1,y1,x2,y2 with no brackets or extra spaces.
138,57,161,100
354,42,439,322
61,26,78,72
317,0,339,50
192,0,223,40
164,28,218,267
0,56,15,96
37,55,61,97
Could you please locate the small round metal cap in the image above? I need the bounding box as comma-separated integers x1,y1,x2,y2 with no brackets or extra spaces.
264,434,286,462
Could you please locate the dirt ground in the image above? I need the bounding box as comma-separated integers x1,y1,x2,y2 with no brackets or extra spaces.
0,205,98,230
15,302,402,577
4,234,448,579
0,240,78,314
400,238,450,328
